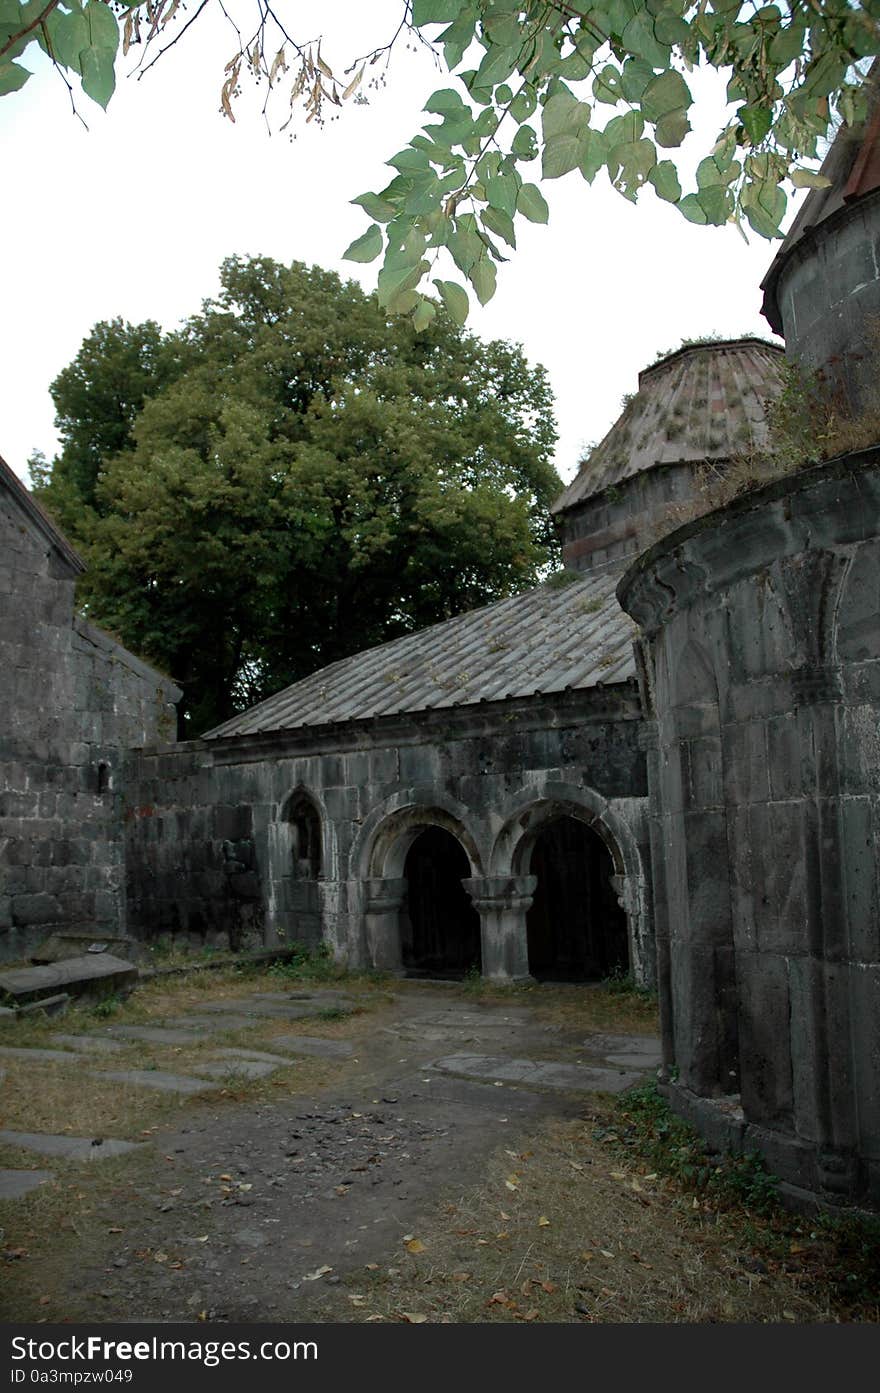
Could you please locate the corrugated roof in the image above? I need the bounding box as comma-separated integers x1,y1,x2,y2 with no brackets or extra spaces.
550,338,784,514
0,453,85,575
205,571,636,740
762,61,880,333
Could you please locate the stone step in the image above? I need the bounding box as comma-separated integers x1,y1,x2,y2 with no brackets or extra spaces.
269,1035,355,1059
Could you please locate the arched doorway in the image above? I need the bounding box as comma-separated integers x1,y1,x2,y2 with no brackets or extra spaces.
526,816,628,981
277,791,322,941
402,827,481,977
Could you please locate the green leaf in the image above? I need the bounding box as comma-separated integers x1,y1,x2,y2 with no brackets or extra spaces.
648,159,681,202
481,205,516,248
433,278,469,325
377,258,427,311
578,127,607,183
790,168,832,190
79,44,115,108
0,58,29,96
485,172,519,218
351,191,396,223
469,255,496,306
621,12,671,68
84,0,118,53
412,297,436,332
696,185,732,225
387,146,431,174
678,193,708,225
438,9,477,69
641,70,692,124
517,183,549,223
510,86,537,124
740,104,772,147
46,9,88,72
543,132,584,179
593,65,622,105
423,87,468,115
343,224,383,263
511,124,538,161
411,0,467,25
655,109,691,148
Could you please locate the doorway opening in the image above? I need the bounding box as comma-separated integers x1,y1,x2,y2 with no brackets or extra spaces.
526,816,628,981
402,826,481,977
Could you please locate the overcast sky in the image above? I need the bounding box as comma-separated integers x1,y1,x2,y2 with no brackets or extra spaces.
1,2,797,488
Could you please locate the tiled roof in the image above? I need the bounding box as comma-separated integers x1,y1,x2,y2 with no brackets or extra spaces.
205,570,636,739
550,338,784,514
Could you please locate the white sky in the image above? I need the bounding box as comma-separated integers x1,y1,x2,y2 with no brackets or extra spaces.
0,2,796,487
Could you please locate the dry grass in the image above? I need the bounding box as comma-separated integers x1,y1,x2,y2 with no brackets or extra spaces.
325,1107,863,1325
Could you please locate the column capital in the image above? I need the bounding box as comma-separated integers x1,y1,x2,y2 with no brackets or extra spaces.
461,875,537,913
365,876,407,914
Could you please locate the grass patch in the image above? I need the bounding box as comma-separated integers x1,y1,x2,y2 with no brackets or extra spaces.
326,1087,878,1325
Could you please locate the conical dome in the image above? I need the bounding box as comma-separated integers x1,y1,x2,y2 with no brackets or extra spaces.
551,338,784,575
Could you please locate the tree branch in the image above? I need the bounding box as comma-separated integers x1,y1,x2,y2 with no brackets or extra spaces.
0,0,63,61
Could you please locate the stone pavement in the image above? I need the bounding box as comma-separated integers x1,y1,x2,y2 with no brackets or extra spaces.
0,984,660,1245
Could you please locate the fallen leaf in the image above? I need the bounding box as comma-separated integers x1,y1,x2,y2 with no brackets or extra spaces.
154,1252,168,1264
404,1238,426,1254
451,1271,471,1283
523,1308,539,1321
541,1281,557,1294
488,1291,510,1306
495,1232,510,1240
610,1171,626,1181
499,1211,511,1220
107,1227,123,1235
348,1294,366,1306
401,1313,427,1324
538,1216,550,1227
303,1265,333,1282
219,1174,233,1182
39,1296,50,1306
195,1236,209,1243
600,1250,615,1259
521,1279,533,1296
365,1263,379,1271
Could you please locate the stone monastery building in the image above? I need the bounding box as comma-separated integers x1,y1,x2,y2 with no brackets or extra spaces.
3,99,880,1208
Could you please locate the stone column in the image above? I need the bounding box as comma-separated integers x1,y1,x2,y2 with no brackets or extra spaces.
462,875,536,983
364,877,407,974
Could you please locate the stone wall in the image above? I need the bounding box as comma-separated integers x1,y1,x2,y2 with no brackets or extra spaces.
124,687,654,984
769,189,880,417
1,480,180,961
559,463,702,576
618,451,880,1206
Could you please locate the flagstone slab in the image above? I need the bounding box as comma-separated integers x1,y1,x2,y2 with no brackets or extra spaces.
0,1169,54,1199
0,1131,142,1162
92,1069,222,1095
0,1046,80,1064
269,1036,355,1059
189,1058,281,1081
104,1025,204,1046
164,1015,258,1033
0,955,137,1005
209,1048,297,1065
50,1035,128,1055
431,1053,643,1094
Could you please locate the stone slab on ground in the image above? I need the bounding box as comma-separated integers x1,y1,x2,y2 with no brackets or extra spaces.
17,994,71,1019
32,934,150,966
0,1169,54,1199
430,1053,644,1093
269,1036,355,1059
0,955,138,1006
189,1058,283,1081
164,1014,259,1034
50,1034,127,1055
0,1131,142,1162
209,1048,298,1065
104,1025,205,1046
91,1070,222,1095
0,1046,81,1064
195,999,347,1021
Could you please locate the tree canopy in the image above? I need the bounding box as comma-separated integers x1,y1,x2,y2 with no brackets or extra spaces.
2,3,878,326
32,255,560,735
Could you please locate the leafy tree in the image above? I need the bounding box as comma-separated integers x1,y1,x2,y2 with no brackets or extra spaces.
2,2,878,322
34,255,560,734
30,316,187,511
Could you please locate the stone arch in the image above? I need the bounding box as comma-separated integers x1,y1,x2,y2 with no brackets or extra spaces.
489,782,647,981
268,785,329,946
356,793,484,975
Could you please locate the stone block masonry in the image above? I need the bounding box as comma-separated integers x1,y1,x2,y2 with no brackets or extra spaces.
619,451,880,1206
0,461,180,961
